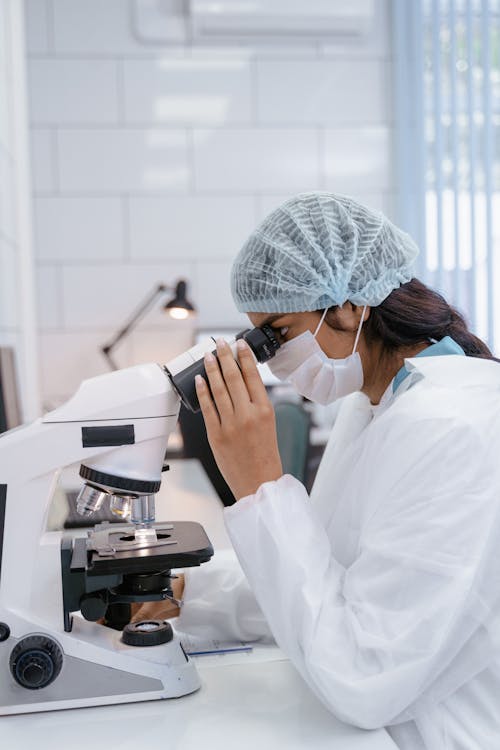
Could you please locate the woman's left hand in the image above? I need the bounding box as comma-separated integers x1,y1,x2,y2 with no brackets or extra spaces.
195,338,283,501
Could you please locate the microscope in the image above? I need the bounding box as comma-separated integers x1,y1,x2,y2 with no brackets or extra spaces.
0,325,280,715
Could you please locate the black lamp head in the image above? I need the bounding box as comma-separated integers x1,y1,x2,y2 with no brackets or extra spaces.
164,280,196,320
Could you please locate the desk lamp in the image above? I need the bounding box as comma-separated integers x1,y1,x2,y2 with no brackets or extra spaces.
101,280,196,370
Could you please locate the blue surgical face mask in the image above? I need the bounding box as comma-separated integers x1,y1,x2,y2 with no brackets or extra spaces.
267,306,367,405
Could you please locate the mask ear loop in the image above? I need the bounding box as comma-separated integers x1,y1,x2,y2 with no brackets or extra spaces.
352,304,368,355
313,307,329,338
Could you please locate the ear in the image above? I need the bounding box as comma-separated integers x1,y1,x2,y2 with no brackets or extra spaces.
353,304,371,323
338,303,370,329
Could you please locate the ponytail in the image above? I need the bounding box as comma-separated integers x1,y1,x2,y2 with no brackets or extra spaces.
363,278,497,360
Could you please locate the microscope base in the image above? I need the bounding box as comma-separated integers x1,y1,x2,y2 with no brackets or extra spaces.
0,628,200,715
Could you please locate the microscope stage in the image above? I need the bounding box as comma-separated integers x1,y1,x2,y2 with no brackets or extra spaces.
71,521,213,576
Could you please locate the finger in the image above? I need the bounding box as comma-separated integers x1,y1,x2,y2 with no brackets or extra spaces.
216,338,251,409
203,350,234,418
236,339,269,404
195,374,222,433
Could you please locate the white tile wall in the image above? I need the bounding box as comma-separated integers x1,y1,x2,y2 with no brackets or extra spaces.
36,265,62,328
129,195,256,260
58,129,190,193
38,330,134,410
29,59,120,125
194,259,249,329
128,327,197,369
30,129,56,192
256,60,390,125
324,127,393,193
24,0,51,55
61,262,195,329
123,58,253,125
193,128,321,192
0,237,18,329
320,0,391,60
34,197,125,262
25,0,395,404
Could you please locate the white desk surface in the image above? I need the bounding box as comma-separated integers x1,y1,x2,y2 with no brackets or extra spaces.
8,459,396,750
1,654,397,750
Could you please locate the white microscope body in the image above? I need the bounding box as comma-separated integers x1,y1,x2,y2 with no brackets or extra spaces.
0,340,221,715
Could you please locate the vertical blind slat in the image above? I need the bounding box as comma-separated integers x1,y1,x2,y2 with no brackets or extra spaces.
411,0,427,280
432,0,444,292
466,0,477,330
449,0,461,308
481,0,494,344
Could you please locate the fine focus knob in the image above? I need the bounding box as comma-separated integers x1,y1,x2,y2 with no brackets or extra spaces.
121,620,173,647
10,635,63,690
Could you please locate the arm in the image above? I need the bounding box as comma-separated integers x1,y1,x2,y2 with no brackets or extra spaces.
224,418,500,729
175,547,274,642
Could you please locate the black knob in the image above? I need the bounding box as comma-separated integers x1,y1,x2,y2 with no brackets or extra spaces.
0,622,10,642
121,620,173,647
80,592,108,622
10,635,63,690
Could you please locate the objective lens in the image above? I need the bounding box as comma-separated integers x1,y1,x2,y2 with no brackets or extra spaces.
131,495,156,526
76,484,108,517
110,495,133,520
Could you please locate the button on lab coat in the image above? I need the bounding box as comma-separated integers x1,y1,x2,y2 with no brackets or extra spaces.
177,355,500,750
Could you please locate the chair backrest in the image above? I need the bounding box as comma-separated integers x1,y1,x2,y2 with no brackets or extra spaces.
274,400,311,484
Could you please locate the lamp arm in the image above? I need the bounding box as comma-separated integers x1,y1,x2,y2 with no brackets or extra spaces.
101,283,170,370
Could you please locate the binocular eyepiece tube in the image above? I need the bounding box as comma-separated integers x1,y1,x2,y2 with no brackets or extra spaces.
165,324,281,413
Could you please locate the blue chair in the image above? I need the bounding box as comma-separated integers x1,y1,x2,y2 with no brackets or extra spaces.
274,401,311,484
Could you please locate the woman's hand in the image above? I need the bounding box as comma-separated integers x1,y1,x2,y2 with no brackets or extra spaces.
130,574,185,622
195,338,283,501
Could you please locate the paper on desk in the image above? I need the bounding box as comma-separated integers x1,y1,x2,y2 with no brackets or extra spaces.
179,632,285,668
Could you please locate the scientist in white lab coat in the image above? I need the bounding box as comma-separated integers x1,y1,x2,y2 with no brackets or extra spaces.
140,193,500,749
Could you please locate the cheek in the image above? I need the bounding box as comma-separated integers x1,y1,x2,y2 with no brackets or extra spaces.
316,329,353,359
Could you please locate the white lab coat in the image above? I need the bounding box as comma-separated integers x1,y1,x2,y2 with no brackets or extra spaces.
177,354,500,750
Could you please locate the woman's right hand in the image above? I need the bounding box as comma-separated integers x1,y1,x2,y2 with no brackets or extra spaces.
130,574,185,622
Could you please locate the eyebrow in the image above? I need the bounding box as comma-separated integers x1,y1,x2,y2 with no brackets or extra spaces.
259,314,285,327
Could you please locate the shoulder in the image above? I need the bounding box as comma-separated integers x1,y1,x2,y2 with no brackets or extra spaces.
387,355,500,433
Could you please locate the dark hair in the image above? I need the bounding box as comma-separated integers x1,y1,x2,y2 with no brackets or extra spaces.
329,278,497,361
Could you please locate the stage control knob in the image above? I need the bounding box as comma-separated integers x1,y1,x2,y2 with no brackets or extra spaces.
10,635,63,690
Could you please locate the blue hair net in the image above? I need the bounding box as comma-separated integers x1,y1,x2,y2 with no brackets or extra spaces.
231,192,419,313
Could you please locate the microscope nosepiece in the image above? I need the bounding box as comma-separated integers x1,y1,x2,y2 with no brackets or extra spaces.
76,484,108,517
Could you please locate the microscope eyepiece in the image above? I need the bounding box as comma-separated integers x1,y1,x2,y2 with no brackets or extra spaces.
166,323,282,413
236,324,280,363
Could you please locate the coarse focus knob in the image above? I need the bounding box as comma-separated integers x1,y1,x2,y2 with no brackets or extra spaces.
10,635,63,690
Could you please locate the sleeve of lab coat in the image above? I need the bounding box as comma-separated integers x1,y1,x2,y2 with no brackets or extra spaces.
174,547,274,643
223,415,500,729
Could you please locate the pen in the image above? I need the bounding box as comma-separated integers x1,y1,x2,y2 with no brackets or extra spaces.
186,646,253,656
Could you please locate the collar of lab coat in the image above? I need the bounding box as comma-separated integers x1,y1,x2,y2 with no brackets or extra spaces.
371,339,485,418
392,335,465,393
403,351,500,390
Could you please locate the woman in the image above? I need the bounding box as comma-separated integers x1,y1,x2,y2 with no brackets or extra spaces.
139,193,500,749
